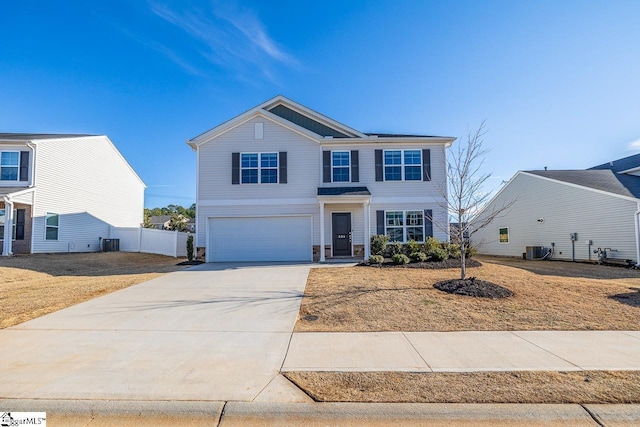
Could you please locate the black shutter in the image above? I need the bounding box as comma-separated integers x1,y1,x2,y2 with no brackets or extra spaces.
232,152,240,185
424,209,433,238
279,152,287,184
422,149,431,181
15,209,25,240
322,151,331,183
350,150,359,182
376,210,385,235
19,151,29,182
375,149,383,181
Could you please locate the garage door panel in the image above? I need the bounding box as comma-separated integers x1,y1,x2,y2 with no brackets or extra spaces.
208,216,312,262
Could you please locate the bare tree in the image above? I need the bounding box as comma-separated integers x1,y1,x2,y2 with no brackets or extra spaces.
435,121,514,279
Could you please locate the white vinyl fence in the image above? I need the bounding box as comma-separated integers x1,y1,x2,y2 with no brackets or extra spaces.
110,227,189,257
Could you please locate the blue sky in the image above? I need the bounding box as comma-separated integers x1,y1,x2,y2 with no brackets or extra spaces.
2,1,639,207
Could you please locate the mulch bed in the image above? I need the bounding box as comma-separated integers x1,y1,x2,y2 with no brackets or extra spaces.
176,260,204,266
434,277,513,298
360,258,482,269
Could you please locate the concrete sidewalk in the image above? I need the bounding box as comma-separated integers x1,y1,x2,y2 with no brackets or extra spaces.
283,330,640,372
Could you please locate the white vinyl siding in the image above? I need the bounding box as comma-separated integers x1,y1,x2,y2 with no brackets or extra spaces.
31,136,145,253
472,172,639,262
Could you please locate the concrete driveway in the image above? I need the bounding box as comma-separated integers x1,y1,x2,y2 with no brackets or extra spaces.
0,263,312,402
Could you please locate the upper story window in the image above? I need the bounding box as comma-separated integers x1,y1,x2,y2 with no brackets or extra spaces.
323,150,359,184
384,150,422,181
1,151,19,181
241,152,278,184
332,151,350,182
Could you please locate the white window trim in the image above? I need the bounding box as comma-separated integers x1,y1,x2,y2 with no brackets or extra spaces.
331,150,351,183
383,149,422,182
384,210,426,243
0,150,20,182
0,208,17,241
45,212,59,241
499,227,509,244
240,152,278,184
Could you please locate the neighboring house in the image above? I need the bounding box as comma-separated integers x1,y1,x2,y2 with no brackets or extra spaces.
186,217,195,233
187,96,455,262
0,133,145,255
148,215,171,229
472,153,640,264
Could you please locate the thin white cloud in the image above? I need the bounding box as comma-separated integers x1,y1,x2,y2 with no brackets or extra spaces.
628,138,640,150
115,25,203,76
147,1,299,80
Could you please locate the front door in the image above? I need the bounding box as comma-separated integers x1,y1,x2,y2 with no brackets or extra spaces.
332,213,351,256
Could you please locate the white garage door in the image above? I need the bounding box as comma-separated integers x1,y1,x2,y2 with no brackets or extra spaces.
208,216,312,262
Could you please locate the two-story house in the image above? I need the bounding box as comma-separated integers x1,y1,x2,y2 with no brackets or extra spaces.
188,96,454,262
0,133,145,256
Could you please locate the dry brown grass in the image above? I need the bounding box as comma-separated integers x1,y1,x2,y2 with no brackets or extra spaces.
285,371,640,403
296,257,640,332
0,252,185,328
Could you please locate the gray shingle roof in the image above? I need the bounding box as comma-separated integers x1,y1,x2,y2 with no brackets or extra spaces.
0,133,94,141
317,187,371,196
526,170,640,199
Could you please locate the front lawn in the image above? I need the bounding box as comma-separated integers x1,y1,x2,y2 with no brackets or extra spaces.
295,256,640,332
0,252,186,328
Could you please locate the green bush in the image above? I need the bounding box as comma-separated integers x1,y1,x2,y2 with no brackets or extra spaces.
186,235,194,262
406,239,421,255
410,251,428,262
369,255,384,264
388,242,403,257
370,234,390,256
466,245,478,258
423,236,441,253
392,253,410,265
445,243,461,259
428,246,449,261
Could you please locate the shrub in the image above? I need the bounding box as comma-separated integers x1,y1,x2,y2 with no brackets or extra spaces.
369,255,384,264
423,236,441,253
445,243,461,259
466,245,478,258
388,242,403,257
392,253,410,265
428,246,449,261
186,235,194,262
410,251,428,262
406,239,421,255
370,234,390,256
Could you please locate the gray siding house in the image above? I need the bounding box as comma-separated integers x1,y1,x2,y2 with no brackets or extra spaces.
188,96,455,262
472,153,640,264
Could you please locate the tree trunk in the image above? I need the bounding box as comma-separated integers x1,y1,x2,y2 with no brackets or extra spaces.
460,245,467,280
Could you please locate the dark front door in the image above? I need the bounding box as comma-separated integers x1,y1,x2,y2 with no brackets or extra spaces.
332,213,351,256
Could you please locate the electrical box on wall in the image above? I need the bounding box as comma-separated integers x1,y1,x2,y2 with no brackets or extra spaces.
570,233,578,241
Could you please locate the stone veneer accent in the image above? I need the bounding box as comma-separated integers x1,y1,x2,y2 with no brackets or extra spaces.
196,246,206,261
